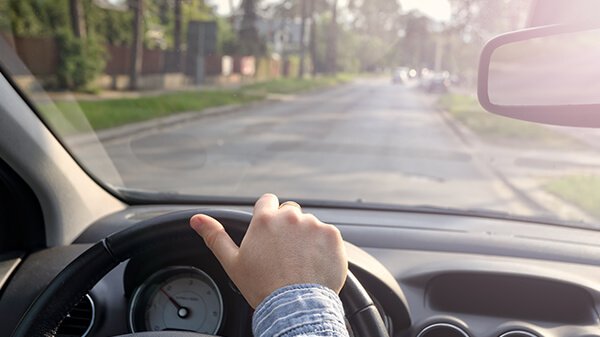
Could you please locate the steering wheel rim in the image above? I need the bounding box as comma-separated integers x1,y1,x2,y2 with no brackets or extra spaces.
11,209,389,337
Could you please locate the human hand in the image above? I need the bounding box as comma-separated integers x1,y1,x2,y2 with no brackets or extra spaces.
190,193,348,308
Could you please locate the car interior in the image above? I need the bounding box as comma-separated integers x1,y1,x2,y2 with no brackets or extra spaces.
1,1,600,337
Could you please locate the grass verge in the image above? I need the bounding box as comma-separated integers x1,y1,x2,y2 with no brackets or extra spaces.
544,175,600,218
241,74,353,95
40,90,263,135
438,93,583,149
38,75,352,135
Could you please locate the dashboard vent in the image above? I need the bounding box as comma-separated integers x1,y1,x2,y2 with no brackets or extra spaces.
56,294,95,337
417,323,469,337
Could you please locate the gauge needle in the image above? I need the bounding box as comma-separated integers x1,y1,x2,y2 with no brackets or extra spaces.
160,288,190,318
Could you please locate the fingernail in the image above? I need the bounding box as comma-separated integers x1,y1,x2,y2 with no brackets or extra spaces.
190,215,203,230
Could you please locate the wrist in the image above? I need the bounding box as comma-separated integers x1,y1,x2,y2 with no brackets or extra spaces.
252,284,348,337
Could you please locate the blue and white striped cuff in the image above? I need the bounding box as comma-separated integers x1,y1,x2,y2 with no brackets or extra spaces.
252,284,349,337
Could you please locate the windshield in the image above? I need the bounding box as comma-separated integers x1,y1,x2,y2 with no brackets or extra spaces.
1,0,599,228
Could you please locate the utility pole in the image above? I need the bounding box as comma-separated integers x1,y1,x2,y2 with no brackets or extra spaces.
129,0,144,90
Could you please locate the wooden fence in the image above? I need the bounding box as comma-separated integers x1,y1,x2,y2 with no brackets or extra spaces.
1,35,285,89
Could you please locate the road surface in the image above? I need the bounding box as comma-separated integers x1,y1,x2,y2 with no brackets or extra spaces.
75,78,539,214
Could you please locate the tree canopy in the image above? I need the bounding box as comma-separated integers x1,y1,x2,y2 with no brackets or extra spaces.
0,0,530,88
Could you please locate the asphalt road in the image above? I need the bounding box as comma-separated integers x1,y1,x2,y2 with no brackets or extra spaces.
79,78,537,214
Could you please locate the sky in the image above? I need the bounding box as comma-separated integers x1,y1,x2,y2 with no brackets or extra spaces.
208,0,452,22
401,0,451,22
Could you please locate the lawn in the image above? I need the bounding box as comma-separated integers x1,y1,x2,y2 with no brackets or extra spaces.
241,75,353,95
38,76,352,135
544,175,600,219
438,93,584,149
39,90,263,134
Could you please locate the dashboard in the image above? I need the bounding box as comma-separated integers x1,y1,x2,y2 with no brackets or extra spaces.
1,205,600,337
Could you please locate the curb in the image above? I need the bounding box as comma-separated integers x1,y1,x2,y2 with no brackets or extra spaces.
436,105,596,222
65,81,353,147
66,99,275,146
437,106,552,214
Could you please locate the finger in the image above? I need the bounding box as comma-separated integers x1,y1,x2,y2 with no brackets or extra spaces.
277,201,303,224
190,214,239,268
302,213,320,224
253,193,279,217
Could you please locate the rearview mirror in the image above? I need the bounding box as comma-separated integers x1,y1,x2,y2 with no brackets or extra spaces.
478,24,600,127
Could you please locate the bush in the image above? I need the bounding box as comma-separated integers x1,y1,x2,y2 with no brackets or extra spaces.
55,30,105,91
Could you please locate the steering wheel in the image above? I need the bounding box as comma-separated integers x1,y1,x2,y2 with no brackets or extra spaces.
11,209,390,337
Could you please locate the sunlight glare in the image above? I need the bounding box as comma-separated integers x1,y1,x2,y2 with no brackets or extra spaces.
401,0,451,22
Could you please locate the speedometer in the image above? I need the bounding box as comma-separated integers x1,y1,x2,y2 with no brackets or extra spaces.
129,266,224,333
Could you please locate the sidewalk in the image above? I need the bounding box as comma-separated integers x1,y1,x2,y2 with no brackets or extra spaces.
45,82,243,102
43,74,354,102
546,124,600,152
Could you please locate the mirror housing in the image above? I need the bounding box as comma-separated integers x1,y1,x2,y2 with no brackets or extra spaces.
478,24,600,127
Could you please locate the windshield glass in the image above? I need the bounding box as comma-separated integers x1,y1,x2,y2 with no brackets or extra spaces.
1,0,599,228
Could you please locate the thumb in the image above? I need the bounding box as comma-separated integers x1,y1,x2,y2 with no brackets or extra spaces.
190,214,239,269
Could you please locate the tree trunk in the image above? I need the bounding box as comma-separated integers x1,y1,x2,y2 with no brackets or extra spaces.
173,0,182,72
326,0,338,75
297,0,307,78
129,0,144,90
239,0,260,56
69,0,86,39
309,0,317,76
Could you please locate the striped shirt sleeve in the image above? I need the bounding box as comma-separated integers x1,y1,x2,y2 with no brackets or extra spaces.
252,284,350,337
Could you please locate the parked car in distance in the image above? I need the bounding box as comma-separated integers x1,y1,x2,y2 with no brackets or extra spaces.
391,67,410,84
421,71,451,93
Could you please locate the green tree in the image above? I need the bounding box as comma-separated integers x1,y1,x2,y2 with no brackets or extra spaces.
69,0,86,38
238,0,264,56
309,0,329,74
216,16,237,55
129,0,143,90
448,0,528,40
326,0,338,74
348,0,402,38
0,1,10,32
445,0,530,85
55,28,106,90
347,0,403,71
4,0,106,91
173,0,182,69
91,5,132,46
297,0,308,78
6,0,69,36
401,11,435,69
152,0,222,50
